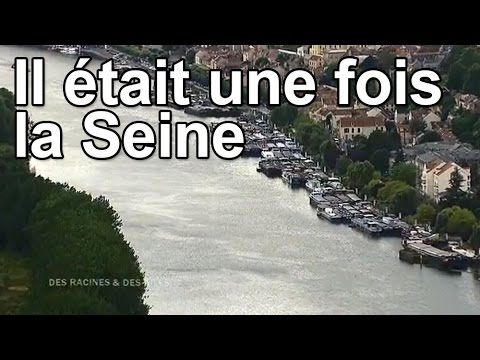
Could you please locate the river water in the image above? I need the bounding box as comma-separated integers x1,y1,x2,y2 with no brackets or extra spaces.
2,45,480,314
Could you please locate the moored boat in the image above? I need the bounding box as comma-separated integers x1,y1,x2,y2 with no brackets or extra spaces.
317,207,344,224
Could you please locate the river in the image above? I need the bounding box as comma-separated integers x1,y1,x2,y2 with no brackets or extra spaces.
1,45,480,314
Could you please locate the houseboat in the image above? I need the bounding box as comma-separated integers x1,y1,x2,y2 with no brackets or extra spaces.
317,207,344,224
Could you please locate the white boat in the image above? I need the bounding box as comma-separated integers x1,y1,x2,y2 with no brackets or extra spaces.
261,150,274,158
58,46,79,55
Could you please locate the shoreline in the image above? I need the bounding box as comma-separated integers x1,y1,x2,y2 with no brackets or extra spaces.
25,45,480,275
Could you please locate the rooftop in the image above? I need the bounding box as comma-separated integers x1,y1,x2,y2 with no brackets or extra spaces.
340,116,384,128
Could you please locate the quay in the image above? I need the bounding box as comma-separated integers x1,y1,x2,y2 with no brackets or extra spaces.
43,45,480,275
400,241,467,272
231,109,412,239
227,108,480,273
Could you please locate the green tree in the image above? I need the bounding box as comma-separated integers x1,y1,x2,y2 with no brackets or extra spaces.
378,180,418,215
271,104,298,129
394,150,405,163
364,179,384,198
185,48,196,64
390,163,417,187
26,187,149,314
293,115,327,157
440,94,456,121
255,57,269,68
391,186,418,216
369,149,390,174
416,203,436,225
464,63,480,96
0,144,29,174
447,61,468,90
435,207,454,234
451,111,479,139
367,130,391,153
346,161,375,192
347,135,369,162
335,155,352,177
377,49,395,72
470,223,480,255
320,140,341,170
447,207,477,240
409,118,427,135
445,167,464,202
419,130,442,144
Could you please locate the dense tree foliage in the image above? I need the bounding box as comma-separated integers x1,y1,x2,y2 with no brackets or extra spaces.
442,46,480,96
443,167,465,204
409,118,427,136
293,115,328,159
377,180,419,216
0,89,17,146
25,187,148,314
0,88,148,314
346,135,369,162
190,64,210,87
416,203,436,226
335,155,352,177
418,130,442,144
364,179,384,198
390,163,417,187
271,104,299,129
320,139,341,170
451,110,480,147
369,149,390,174
345,161,374,192
435,206,477,240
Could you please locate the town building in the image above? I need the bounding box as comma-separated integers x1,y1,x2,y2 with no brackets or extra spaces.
337,116,385,142
420,160,471,202
454,93,480,113
309,45,375,56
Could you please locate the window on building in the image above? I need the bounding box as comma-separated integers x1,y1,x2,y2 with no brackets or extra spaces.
351,128,354,133
357,128,361,133
344,128,349,133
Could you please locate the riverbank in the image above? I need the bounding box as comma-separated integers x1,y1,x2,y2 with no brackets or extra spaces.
231,110,480,274
5,44,480,314
31,45,480,274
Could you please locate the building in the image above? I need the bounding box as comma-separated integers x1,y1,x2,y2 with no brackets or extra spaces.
405,141,480,168
297,45,310,57
338,116,385,142
307,55,323,71
195,50,214,67
454,93,480,113
309,45,374,56
323,49,348,65
408,108,442,130
397,123,414,145
420,160,471,202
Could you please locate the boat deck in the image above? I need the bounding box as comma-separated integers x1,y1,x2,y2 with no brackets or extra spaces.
407,242,457,258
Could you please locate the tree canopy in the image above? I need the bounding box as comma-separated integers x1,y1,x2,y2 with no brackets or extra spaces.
390,163,417,187
0,87,149,314
435,206,477,240
271,104,299,129
346,161,375,192
377,180,419,216
442,46,480,96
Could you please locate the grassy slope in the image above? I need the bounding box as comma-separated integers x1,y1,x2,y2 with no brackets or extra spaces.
0,252,29,314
